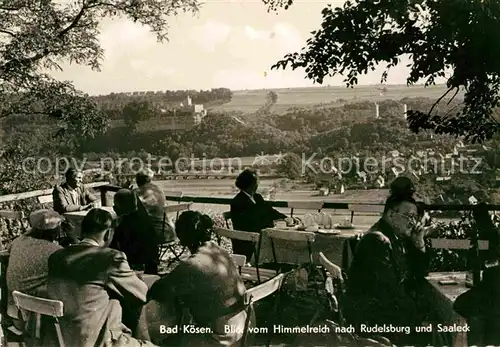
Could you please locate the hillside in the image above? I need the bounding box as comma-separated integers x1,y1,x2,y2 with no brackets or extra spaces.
209,84,464,114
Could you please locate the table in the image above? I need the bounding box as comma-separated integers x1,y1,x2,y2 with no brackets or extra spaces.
424,272,469,347
256,226,366,266
64,206,115,237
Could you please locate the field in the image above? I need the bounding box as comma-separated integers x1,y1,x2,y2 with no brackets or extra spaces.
209,84,463,114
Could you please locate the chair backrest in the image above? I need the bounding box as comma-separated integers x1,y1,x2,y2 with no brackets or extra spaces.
231,254,247,267
266,229,316,243
163,203,192,214
244,273,285,303
12,291,64,318
430,238,489,250
0,210,24,219
214,227,260,243
37,195,53,204
319,252,344,283
287,201,323,217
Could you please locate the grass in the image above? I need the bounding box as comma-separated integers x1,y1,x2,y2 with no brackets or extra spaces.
208,84,463,114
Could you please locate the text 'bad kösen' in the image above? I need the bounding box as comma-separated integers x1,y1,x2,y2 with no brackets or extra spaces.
159,323,469,335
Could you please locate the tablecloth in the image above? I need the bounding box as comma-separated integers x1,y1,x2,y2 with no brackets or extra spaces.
424,272,469,347
256,227,365,266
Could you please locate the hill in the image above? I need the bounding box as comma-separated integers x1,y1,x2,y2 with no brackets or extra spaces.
208,84,463,114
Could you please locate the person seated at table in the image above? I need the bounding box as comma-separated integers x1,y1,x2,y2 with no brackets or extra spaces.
230,168,294,260
148,211,250,347
111,188,161,274
6,210,64,322
134,168,176,244
47,208,156,347
52,168,98,214
453,205,500,346
344,193,431,346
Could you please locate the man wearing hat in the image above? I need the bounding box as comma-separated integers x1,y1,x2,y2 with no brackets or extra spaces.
6,210,64,317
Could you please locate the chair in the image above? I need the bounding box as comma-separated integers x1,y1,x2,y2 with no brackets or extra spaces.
265,229,316,268
241,273,286,347
163,191,184,219
287,201,323,218
230,254,246,275
319,252,345,325
12,291,65,347
158,203,193,265
214,227,276,283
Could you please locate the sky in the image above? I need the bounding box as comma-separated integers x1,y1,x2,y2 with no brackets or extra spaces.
49,0,418,95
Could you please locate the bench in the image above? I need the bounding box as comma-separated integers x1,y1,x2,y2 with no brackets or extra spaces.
348,204,384,223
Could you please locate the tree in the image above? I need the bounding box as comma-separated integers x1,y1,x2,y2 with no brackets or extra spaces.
0,0,200,145
267,0,500,143
277,152,302,180
122,100,152,133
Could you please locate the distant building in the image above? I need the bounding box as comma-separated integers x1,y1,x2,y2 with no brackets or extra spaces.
160,96,207,130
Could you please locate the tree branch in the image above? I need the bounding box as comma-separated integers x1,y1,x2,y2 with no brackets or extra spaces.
58,2,91,38
427,86,456,116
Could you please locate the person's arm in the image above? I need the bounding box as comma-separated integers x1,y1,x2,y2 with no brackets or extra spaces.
255,194,288,220
106,250,148,305
82,186,97,204
52,186,81,213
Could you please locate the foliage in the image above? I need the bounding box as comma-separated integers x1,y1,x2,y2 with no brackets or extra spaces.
0,0,200,145
122,100,153,133
277,152,302,180
426,213,500,272
268,0,500,142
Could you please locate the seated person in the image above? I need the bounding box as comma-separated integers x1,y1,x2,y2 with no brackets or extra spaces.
148,211,250,347
454,205,500,346
230,168,293,259
47,208,156,347
344,192,430,346
6,210,64,320
52,168,97,214
111,189,160,274
134,169,175,243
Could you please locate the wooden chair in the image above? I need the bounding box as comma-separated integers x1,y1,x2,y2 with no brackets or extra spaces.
230,254,246,275
163,191,184,219
265,229,316,267
347,204,384,224
37,195,53,205
158,203,193,264
287,201,323,218
241,273,286,347
12,291,65,347
214,227,276,283
319,252,345,325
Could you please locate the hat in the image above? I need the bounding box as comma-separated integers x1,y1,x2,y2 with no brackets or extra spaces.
390,176,416,197
29,209,64,230
136,168,154,179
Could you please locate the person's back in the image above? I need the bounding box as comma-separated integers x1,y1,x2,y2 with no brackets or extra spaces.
149,211,248,346
47,208,151,347
7,210,64,299
7,235,62,297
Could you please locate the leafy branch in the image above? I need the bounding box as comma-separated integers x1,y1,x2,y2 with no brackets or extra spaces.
267,0,500,143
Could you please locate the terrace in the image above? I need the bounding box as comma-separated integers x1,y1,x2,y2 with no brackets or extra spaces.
1,182,500,346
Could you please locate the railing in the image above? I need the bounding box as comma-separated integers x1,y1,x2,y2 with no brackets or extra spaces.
2,182,500,287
